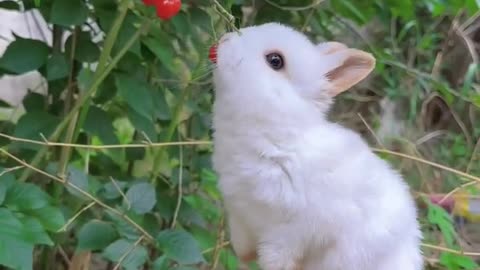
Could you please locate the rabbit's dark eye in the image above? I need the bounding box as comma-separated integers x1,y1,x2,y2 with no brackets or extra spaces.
266,52,284,70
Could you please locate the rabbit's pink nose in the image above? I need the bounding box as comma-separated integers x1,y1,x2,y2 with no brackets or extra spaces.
209,44,217,63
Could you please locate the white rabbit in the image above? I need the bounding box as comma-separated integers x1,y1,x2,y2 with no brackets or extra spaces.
210,22,423,270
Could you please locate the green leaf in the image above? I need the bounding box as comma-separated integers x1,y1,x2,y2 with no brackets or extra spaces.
65,31,100,63
5,183,50,211
156,229,205,265
427,203,456,247
101,179,128,200
0,36,49,74
0,1,20,10
0,235,33,270
143,37,176,73
65,166,90,200
84,106,119,144
77,68,94,92
171,12,190,36
46,52,69,81
0,169,15,205
330,0,375,25
440,252,479,269
127,109,156,142
77,220,118,251
115,74,154,119
0,208,52,246
13,111,60,150
102,239,148,270
23,92,46,112
385,0,414,20
28,206,65,232
19,216,53,246
125,182,156,214
50,0,88,26
152,88,171,120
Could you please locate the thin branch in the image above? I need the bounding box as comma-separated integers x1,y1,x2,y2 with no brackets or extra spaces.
0,132,211,149
110,177,130,210
113,236,145,270
357,113,385,148
202,241,230,254
438,181,477,204
58,202,96,232
0,166,24,177
0,149,154,242
210,215,225,270
171,143,184,229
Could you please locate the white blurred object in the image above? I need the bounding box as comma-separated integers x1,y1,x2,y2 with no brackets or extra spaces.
0,7,50,107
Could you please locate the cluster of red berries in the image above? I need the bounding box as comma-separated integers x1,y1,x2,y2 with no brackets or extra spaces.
142,0,181,20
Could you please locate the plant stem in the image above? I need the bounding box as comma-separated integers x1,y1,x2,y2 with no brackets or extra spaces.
57,0,130,177
19,14,150,183
151,64,205,176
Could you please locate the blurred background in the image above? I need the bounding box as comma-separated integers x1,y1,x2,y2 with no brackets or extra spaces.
0,0,479,269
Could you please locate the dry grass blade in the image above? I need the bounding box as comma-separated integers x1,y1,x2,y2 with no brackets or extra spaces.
372,148,480,183
421,243,480,256
264,0,326,11
0,132,211,149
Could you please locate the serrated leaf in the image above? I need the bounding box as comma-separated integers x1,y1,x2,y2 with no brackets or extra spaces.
28,206,65,232
46,52,69,81
115,74,154,120
77,220,118,251
50,0,88,26
125,182,156,214
19,216,53,246
102,179,128,200
156,229,205,265
5,183,50,211
0,208,52,245
0,36,49,74
102,239,148,270
108,212,142,241
65,166,90,200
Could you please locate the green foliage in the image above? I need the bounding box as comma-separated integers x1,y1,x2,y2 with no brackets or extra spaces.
0,0,479,269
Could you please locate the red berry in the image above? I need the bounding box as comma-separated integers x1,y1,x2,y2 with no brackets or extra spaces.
142,0,156,6
155,0,181,20
209,44,217,63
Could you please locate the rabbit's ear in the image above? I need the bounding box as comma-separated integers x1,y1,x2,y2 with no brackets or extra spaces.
323,48,375,96
316,42,348,55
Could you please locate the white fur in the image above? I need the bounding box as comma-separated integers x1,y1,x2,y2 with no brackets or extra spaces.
211,22,423,270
